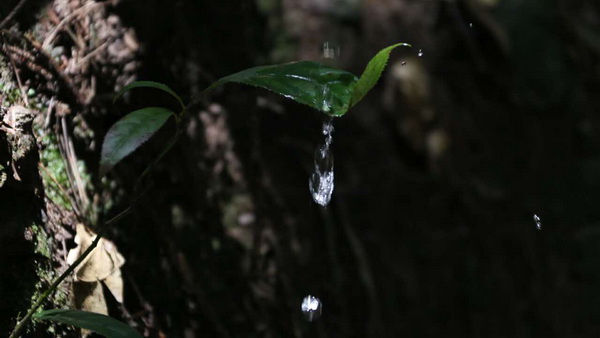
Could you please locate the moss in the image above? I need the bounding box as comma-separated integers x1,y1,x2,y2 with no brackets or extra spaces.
1,51,76,337
38,133,72,209
0,83,23,107
25,222,73,337
36,124,97,223
1,34,79,337
27,264,73,337
0,55,23,107
29,223,52,259
0,48,46,111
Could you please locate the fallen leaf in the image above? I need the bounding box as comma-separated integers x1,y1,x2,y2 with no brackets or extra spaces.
103,268,124,303
73,281,108,315
72,281,107,337
67,224,125,283
67,223,126,313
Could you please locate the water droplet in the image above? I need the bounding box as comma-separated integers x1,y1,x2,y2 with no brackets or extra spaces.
418,49,423,57
322,41,340,59
533,214,542,230
309,169,334,206
322,117,334,138
301,295,322,321
401,61,407,66
469,22,473,28
321,86,332,112
310,118,334,206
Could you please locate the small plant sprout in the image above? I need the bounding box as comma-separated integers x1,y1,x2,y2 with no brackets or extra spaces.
10,42,412,337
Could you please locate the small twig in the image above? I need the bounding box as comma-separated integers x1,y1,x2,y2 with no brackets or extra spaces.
39,162,83,220
43,97,55,129
7,52,29,107
42,1,103,50
0,0,29,30
10,159,22,181
2,30,84,107
54,139,84,218
80,41,108,65
57,116,90,219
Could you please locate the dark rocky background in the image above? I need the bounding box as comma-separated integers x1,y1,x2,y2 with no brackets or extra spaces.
2,0,600,337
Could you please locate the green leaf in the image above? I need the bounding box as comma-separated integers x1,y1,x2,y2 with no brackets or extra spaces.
100,107,174,176
34,309,142,338
205,61,359,116
204,42,410,117
114,81,185,110
349,42,412,108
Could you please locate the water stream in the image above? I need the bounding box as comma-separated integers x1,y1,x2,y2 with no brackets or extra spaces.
309,117,334,206
308,42,338,207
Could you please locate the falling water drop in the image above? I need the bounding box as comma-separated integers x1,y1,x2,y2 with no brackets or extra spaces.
321,86,332,112
533,214,542,230
322,116,334,138
469,22,473,28
309,118,334,206
321,41,340,59
418,49,423,57
401,61,407,66
309,164,334,206
301,295,322,321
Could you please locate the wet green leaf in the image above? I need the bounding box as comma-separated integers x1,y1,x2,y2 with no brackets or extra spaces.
205,43,410,116
114,81,185,110
350,43,412,108
100,107,174,176
34,309,142,338
205,61,358,116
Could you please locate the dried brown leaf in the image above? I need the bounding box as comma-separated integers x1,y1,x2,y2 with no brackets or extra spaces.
67,224,126,305
72,280,107,337
67,223,125,282
103,268,124,303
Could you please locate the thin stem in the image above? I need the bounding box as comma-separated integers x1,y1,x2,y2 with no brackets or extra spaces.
132,128,182,196
8,206,131,338
9,125,183,338
0,0,29,29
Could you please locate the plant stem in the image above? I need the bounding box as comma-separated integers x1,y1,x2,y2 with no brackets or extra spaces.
133,128,182,195
8,206,131,338
9,126,182,338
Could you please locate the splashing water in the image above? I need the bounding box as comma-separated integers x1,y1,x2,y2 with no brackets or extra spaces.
418,49,423,57
533,214,542,230
321,86,332,112
309,118,334,206
301,295,323,321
